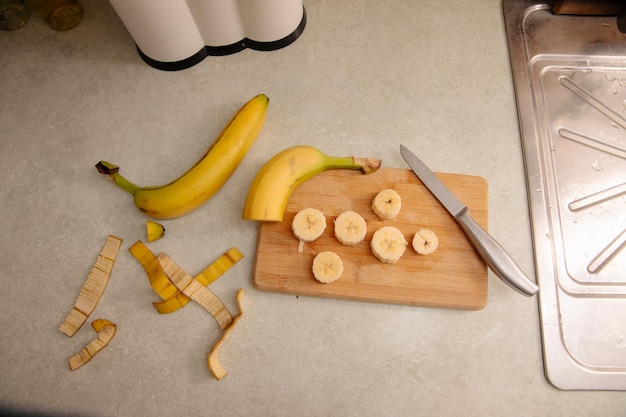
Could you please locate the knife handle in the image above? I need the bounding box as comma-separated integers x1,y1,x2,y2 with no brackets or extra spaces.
455,208,539,296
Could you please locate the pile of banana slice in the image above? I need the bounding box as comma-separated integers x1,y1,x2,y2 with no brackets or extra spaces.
291,188,439,284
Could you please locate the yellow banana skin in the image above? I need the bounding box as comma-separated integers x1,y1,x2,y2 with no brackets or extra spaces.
96,94,269,219
242,145,382,222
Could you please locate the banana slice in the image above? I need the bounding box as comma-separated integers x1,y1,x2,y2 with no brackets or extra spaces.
370,226,407,264
292,208,327,252
312,251,344,284
412,228,439,255
334,210,367,245
371,189,402,220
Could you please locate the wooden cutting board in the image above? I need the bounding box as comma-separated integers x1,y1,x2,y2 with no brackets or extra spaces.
252,167,489,310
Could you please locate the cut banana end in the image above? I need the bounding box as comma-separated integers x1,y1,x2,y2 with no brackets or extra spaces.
370,226,407,264
371,189,402,220
412,228,439,255
292,208,326,252
312,251,344,284
146,220,165,242
334,210,367,245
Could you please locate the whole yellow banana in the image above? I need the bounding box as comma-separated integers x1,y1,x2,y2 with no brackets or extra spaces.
242,145,382,222
96,94,269,219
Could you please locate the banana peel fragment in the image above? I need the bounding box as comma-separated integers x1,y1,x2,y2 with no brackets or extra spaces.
129,241,243,314
157,255,246,379
146,220,165,242
129,240,179,302
208,288,245,380
129,241,246,380
68,319,117,371
157,253,233,330
59,235,122,337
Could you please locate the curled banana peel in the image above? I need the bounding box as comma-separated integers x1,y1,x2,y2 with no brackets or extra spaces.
208,288,245,380
129,241,243,315
69,319,117,371
130,242,246,379
242,145,382,222
155,254,246,380
96,93,269,219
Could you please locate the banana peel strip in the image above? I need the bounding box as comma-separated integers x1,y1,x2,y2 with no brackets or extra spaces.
153,247,243,314
129,241,243,314
196,247,244,287
157,253,233,330
59,235,122,337
208,288,245,380
129,241,179,301
68,319,117,371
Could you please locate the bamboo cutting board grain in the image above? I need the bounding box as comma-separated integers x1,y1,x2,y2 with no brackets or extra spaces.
252,167,489,310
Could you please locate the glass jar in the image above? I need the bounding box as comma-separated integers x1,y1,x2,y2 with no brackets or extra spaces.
0,0,31,31
25,0,82,31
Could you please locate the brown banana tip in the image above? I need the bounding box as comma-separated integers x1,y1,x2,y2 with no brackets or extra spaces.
95,161,119,175
357,157,382,174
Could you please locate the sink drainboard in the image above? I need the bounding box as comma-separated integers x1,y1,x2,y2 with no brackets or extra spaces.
503,0,626,390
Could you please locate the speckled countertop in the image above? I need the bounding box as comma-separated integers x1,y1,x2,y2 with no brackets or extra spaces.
1,1,624,416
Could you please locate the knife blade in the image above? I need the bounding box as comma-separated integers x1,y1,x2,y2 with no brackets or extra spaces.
399,144,539,296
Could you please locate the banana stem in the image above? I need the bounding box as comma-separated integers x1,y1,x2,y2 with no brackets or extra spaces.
353,157,382,174
95,161,141,195
324,156,382,174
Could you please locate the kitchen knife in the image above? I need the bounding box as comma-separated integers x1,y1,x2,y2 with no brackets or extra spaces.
399,144,539,296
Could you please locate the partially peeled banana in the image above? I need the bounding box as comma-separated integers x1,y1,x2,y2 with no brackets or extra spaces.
242,146,382,222
96,94,269,219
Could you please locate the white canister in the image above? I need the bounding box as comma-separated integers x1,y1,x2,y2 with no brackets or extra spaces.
238,0,304,44
109,0,306,70
108,0,205,66
187,0,245,49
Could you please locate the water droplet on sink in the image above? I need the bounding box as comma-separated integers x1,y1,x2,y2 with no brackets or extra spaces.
591,161,603,171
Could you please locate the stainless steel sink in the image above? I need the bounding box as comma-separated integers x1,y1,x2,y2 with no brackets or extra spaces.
503,0,626,390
